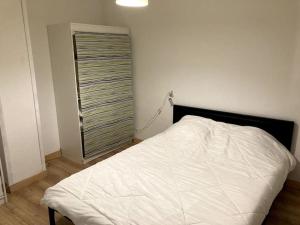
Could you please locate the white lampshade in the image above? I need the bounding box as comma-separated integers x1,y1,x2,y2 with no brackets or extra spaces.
116,0,148,7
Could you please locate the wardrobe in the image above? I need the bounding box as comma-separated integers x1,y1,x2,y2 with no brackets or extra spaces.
0,0,45,190
48,23,134,164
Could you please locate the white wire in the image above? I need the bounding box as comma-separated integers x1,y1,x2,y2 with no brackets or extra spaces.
136,93,171,134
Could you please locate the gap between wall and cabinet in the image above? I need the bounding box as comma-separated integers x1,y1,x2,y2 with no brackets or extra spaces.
45,150,62,162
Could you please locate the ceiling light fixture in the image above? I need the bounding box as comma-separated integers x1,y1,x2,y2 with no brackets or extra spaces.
116,0,148,7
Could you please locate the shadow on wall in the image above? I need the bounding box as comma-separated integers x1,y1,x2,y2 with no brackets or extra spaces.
292,124,299,167
287,122,300,181
0,129,7,183
0,102,8,184
292,124,299,155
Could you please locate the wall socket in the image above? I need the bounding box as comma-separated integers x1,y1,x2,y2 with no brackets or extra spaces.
168,90,174,106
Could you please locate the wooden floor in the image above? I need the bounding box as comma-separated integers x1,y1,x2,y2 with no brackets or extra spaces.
0,153,300,225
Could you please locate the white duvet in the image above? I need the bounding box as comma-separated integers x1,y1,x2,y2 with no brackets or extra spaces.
42,116,296,225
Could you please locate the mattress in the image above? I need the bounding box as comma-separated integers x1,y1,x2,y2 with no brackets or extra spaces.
42,116,296,225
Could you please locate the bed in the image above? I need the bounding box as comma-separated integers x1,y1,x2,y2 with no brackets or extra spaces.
42,105,296,225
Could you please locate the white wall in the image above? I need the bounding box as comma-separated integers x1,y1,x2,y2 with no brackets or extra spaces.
290,1,300,180
0,0,44,185
26,0,105,155
103,0,300,181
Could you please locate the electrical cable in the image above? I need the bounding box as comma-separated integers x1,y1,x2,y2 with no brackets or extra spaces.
136,91,174,134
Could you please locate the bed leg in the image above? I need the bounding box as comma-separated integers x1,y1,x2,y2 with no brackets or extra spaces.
48,207,56,225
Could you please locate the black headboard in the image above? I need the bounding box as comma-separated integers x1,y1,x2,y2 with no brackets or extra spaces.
173,105,294,150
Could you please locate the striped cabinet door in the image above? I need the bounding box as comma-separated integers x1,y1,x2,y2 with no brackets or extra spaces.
73,32,134,159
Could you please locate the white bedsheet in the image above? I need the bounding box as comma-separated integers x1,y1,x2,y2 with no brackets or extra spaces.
42,116,296,225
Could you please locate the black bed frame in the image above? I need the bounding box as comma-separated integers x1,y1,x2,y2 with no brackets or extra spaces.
48,105,295,225
173,105,294,150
